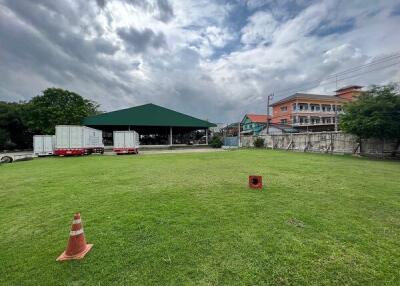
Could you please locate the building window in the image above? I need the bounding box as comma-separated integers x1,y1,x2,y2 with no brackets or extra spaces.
311,117,320,124
292,103,297,111
310,104,320,112
321,104,332,112
280,106,288,112
299,116,308,123
280,119,287,124
322,117,331,124
298,103,308,111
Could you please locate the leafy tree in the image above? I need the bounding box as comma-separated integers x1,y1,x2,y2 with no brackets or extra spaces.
0,128,11,150
0,101,32,150
209,135,223,148
340,84,400,140
25,88,100,134
254,137,265,148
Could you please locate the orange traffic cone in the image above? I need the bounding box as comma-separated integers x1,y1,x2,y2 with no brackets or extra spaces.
57,213,93,261
249,175,263,189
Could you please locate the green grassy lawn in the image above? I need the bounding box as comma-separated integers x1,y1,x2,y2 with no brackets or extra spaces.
1,150,399,285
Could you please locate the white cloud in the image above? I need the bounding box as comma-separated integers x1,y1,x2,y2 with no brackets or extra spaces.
241,11,277,46
0,0,399,123
205,26,235,48
201,0,400,113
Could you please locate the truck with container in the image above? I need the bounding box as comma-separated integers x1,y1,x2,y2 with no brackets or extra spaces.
54,125,104,156
113,131,139,154
33,135,55,156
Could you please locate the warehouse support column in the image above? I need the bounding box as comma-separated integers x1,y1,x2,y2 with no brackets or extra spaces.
205,128,208,145
169,127,173,146
238,122,241,147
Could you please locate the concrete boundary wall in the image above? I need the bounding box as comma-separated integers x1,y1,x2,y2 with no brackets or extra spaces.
241,132,400,158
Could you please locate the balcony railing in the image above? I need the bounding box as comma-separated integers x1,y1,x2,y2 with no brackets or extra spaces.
292,110,341,114
292,122,335,126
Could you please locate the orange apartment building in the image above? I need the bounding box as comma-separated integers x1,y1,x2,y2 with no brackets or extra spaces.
270,85,362,131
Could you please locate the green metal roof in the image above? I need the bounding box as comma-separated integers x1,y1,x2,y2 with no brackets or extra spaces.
83,103,216,128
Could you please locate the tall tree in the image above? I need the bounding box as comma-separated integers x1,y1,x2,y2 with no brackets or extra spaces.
25,88,100,134
0,101,32,150
340,84,400,140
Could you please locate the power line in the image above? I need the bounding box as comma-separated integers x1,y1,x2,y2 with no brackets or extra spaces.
329,53,400,78
274,55,400,96
275,61,400,98
295,61,400,94
273,52,400,96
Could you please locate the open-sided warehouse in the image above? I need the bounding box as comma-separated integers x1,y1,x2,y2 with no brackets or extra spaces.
83,103,216,146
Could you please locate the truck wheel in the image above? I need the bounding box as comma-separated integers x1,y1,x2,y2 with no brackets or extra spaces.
1,156,13,163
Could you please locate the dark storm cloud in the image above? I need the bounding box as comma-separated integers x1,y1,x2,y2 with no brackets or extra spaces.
0,10,72,84
0,11,124,93
156,0,174,22
1,0,399,123
117,27,166,53
4,0,118,62
0,0,143,108
391,3,400,16
96,0,106,8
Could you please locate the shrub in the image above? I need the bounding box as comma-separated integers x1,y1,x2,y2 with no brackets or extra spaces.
209,136,223,148
253,137,265,148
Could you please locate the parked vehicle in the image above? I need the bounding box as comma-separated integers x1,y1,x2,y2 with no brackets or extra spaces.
54,125,104,156
113,131,139,154
1,153,34,164
33,135,55,156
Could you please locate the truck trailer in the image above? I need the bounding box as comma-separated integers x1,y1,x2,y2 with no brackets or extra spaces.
113,131,139,154
54,125,104,156
33,135,55,156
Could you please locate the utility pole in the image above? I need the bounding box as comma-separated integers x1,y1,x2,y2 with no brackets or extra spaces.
335,75,339,132
266,93,274,134
334,101,338,132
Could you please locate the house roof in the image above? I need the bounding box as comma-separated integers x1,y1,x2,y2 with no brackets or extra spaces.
269,123,298,132
225,122,240,128
335,85,363,92
244,114,271,123
83,103,216,128
259,124,298,134
270,93,347,106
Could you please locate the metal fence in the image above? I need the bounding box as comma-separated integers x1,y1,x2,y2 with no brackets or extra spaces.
224,136,239,147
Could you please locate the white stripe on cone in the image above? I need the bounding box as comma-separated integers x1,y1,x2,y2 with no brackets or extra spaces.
73,219,81,224
70,229,84,236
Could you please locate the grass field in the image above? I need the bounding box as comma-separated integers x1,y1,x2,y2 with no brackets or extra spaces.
1,150,399,285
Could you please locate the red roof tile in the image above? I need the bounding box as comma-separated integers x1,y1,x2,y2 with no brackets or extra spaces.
246,114,271,123
335,85,363,92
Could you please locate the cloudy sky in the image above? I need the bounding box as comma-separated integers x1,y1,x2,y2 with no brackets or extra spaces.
0,0,399,123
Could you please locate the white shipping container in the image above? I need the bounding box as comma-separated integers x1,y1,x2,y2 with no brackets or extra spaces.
55,125,104,149
33,135,55,156
113,131,139,149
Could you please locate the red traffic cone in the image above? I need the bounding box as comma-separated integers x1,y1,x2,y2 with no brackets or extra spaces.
57,213,93,261
249,175,263,189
